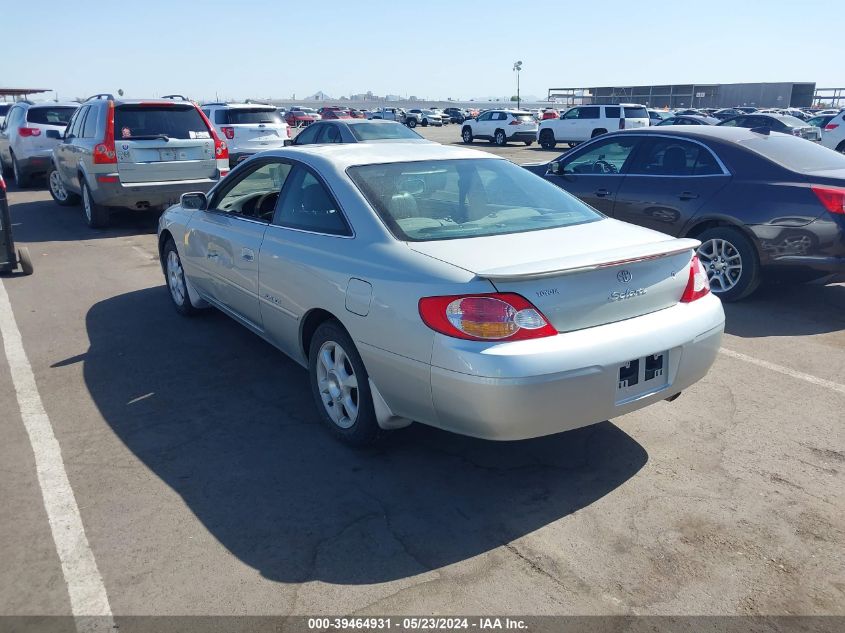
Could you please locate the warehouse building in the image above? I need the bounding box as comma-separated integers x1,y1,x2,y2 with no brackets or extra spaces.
547,82,816,109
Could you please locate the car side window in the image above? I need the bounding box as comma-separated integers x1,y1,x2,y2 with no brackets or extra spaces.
563,108,580,120
477,112,492,121
82,106,99,138
562,138,640,174
294,124,320,145
720,116,744,127
211,161,293,222
323,125,342,143
604,107,620,118
214,110,227,125
68,106,88,138
627,139,722,176
274,167,350,236
580,107,600,120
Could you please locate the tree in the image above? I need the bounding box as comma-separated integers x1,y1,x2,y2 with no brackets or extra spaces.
510,95,519,102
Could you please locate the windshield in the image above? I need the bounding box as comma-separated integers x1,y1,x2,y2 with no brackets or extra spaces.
227,109,282,124
349,123,422,141
114,105,209,139
348,158,601,242
26,106,77,125
739,134,845,173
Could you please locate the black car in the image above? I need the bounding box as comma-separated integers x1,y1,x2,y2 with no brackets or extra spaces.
292,119,426,145
717,113,821,142
443,107,467,124
530,126,845,301
657,115,719,126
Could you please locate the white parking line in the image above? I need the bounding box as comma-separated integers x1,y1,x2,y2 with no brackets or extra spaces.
719,347,845,396
0,280,114,628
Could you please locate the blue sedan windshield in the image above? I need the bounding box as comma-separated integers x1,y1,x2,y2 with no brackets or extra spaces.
348,159,601,242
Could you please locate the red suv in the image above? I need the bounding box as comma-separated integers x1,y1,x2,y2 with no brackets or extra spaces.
285,109,317,127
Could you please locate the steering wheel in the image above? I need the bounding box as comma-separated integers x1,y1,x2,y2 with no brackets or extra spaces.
593,159,618,174
255,192,279,221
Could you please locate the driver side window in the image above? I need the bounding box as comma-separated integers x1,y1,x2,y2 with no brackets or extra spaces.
563,108,580,120
212,161,292,222
562,138,640,175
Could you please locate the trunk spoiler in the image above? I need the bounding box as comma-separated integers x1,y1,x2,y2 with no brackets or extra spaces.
477,238,700,281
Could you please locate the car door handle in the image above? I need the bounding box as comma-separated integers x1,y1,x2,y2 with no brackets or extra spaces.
207,252,219,259
595,188,611,198
678,192,699,200
241,248,255,262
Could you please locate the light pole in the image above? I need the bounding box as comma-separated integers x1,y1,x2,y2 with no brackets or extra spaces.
513,61,522,109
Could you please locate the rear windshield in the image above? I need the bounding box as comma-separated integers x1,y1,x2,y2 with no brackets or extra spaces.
778,115,808,128
0,104,11,116
226,108,282,125
114,105,209,140
348,159,601,242
349,122,422,141
27,107,77,126
739,135,845,173
623,106,648,119
514,114,535,122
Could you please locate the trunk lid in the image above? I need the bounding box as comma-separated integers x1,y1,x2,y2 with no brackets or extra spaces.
409,219,698,333
114,103,218,183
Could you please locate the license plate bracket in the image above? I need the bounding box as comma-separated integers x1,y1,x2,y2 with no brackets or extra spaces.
616,351,668,403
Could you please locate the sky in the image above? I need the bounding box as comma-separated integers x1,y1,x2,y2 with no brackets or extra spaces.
1,0,841,103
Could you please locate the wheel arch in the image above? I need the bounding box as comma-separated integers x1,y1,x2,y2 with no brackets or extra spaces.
300,308,347,361
683,217,765,261
158,230,174,269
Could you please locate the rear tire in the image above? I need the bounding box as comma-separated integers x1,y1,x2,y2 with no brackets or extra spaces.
539,131,556,150
11,154,31,188
836,141,845,154
421,118,428,127
309,320,381,447
81,180,110,228
695,226,761,302
591,129,607,138
48,165,79,206
494,129,507,146
407,118,417,128
524,141,533,146
17,247,33,276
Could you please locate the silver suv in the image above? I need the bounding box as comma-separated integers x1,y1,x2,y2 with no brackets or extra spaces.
200,102,291,166
47,94,230,228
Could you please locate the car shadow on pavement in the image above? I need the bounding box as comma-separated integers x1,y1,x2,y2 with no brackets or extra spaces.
8,199,159,243
75,286,648,585
724,281,845,338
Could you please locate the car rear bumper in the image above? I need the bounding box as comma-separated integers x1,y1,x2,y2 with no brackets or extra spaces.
426,295,724,440
507,131,538,142
17,150,54,176
754,217,845,271
90,176,220,210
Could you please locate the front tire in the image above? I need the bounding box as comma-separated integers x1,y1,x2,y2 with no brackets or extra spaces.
163,239,198,316
461,127,474,144
421,118,428,127
309,320,381,446
17,247,33,275
48,165,79,206
539,131,556,150
696,227,761,302
407,118,417,128
81,180,110,228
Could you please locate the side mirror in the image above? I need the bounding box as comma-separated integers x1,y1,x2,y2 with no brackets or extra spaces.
180,192,208,210
45,129,62,140
549,161,563,175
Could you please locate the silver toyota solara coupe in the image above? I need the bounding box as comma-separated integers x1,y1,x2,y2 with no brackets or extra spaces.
157,143,724,446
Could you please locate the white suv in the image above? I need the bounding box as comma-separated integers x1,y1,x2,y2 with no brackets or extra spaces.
461,110,539,146
200,103,291,166
820,109,845,153
0,102,78,187
537,103,650,149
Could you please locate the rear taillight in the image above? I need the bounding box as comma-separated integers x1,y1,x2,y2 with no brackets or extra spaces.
825,123,839,131
680,255,711,303
811,185,845,215
219,170,230,178
0,175,6,191
418,293,556,342
791,129,802,136
221,126,235,140
18,127,41,137
509,119,520,125
619,118,625,130
286,126,291,138
195,106,228,160
93,101,116,164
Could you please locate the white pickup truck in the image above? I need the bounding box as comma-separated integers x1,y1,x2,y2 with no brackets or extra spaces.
367,108,404,121
537,103,650,149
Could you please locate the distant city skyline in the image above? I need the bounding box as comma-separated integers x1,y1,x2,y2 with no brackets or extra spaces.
1,0,839,103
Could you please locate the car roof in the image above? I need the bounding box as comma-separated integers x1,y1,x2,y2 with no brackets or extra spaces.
25,102,79,109
614,125,782,142
267,141,499,171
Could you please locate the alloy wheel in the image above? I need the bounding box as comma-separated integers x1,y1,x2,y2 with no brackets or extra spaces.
50,170,68,201
83,186,92,223
698,238,742,293
316,340,359,429
166,250,187,307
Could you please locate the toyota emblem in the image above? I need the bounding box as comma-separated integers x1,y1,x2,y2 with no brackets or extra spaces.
617,270,633,283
